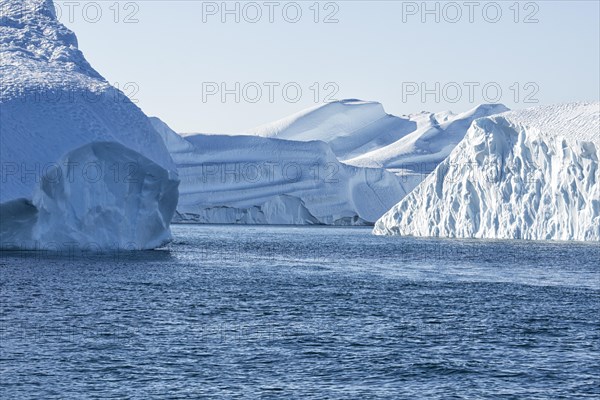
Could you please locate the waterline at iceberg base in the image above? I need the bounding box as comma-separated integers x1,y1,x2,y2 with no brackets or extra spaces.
1,225,599,399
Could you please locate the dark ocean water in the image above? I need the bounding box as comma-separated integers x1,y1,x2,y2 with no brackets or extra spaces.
1,225,599,399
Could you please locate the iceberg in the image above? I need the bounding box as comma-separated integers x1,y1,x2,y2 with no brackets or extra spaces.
374,103,600,241
152,118,407,225
0,0,179,250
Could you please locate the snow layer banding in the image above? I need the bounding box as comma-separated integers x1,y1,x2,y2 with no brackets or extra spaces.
152,118,408,225
165,100,508,225
374,103,600,241
0,0,179,250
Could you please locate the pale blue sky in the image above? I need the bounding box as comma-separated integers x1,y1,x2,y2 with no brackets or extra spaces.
58,1,600,133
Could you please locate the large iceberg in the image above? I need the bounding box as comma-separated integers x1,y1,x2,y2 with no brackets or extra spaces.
374,103,600,241
152,118,407,225
162,100,507,225
0,0,179,250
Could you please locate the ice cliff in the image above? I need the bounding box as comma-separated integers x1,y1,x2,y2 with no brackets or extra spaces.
374,103,600,241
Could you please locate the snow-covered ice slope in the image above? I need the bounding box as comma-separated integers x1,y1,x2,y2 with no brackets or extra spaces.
152,118,407,225
0,0,178,250
250,99,508,195
374,103,600,241
250,100,405,160
345,104,510,171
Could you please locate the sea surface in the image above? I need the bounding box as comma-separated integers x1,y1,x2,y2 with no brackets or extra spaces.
1,225,599,399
